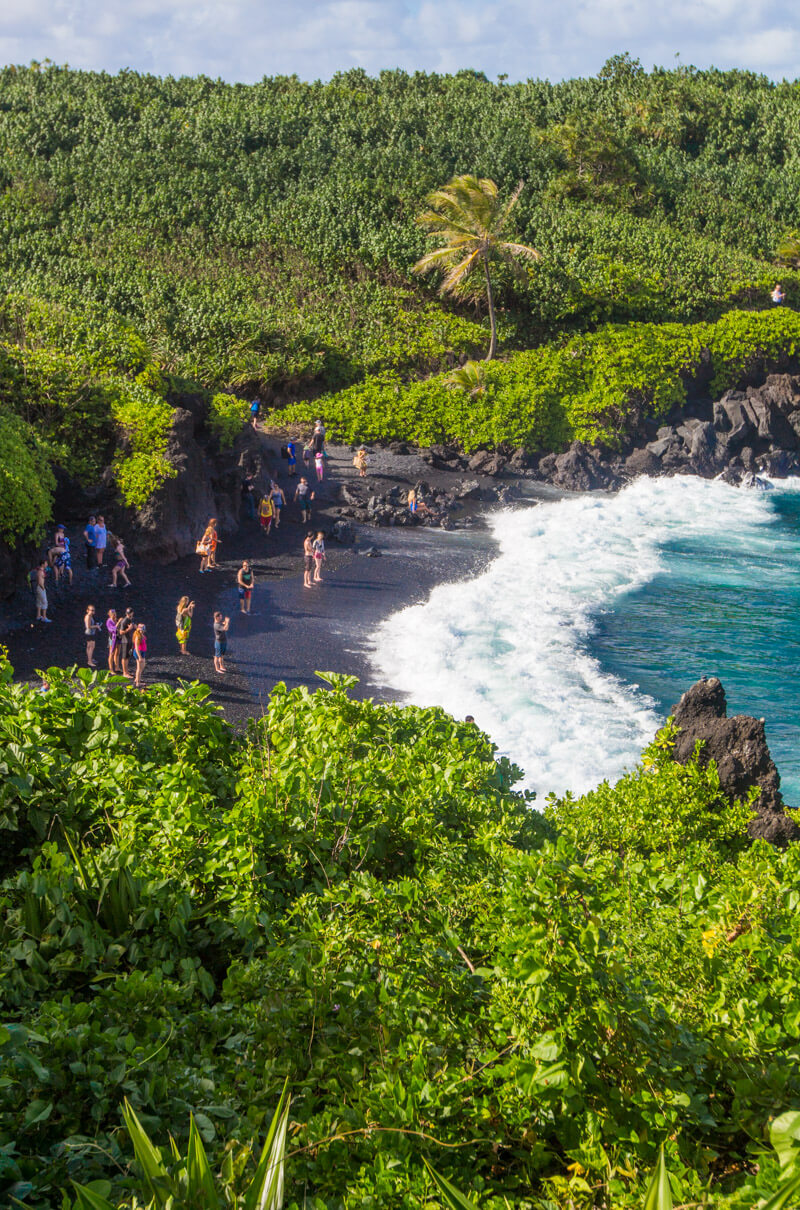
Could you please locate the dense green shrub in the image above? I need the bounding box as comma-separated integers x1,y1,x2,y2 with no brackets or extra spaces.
208,392,250,448
1,659,799,1207
0,408,55,540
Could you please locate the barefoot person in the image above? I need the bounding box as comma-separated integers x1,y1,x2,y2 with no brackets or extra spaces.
303,532,315,588
314,449,325,483
84,605,100,666
237,561,254,614
84,515,97,571
270,480,286,529
94,516,108,566
197,519,218,572
117,608,135,677
175,596,195,653
34,561,51,623
49,526,73,586
258,493,274,535
295,477,314,523
111,539,131,587
132,623,147,688
106,609,119,672
213,612,230,674
313,531,326,583
353,445,368,476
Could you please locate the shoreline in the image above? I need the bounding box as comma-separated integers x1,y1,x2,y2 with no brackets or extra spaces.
0,443,517,722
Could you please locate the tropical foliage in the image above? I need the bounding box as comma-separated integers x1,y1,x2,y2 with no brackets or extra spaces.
4,61,800,532
0,655,798,1207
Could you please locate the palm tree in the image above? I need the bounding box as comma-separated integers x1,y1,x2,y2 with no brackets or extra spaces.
444,359,486,397
413,175,540,360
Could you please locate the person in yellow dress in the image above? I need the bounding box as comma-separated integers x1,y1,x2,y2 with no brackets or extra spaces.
353,446,368,476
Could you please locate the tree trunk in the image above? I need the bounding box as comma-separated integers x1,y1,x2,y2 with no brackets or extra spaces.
482,253,497,361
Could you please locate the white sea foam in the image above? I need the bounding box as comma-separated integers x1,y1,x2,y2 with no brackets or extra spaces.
370,476,776,799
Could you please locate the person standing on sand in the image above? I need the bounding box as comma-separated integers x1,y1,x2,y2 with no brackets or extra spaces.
250,398,261,429
106,609,119,671
84,605,100,665
175,596,195,653
353,446,368,477
237,561,254,613
270,480,286,528
132,623,147,688
315,449,325,483
50,526,73,586
34,562,51,623
117,608,135,677
258,493,274,535
286,438,297,477
198,519,218,572
213,611,229,673
295,477,314,523
94,516,108,566
312,531,326,583
84,515,97,571
302,440,313,471
303,532,315,588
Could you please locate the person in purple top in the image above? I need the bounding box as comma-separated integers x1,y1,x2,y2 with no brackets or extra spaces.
106,609,119,672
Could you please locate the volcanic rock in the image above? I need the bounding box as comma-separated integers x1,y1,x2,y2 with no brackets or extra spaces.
670,677,799,846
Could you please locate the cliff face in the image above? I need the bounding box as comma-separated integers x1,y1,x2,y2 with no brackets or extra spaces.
670,677,799,846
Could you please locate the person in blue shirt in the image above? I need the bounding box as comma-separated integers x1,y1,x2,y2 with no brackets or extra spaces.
286,438,297,477
250,399,261,429
84,515,97,570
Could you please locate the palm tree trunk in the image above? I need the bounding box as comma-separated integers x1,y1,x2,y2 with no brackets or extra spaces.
482,253,497,361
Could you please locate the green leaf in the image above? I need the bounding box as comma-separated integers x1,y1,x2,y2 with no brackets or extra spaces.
187,1114,219,1205
122,1098,173,1206
642,1147,673,1210
759,1172,800,1209
243,1079,290,1210
70,1183,115,1210
422,1160,481,1209
23,1098,53,1127
771,1112,800,1170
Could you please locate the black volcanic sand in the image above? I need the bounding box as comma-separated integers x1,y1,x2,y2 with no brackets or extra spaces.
0,442,542,724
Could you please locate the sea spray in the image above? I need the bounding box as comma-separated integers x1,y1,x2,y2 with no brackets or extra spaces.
371,475,796,799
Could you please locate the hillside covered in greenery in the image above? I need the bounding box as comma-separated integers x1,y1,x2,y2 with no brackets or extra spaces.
5,58,800,537
1,660,799,1207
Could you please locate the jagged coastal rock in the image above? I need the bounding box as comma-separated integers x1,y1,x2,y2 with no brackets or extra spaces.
670,677,799,846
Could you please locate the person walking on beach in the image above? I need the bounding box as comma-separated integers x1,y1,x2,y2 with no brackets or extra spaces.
314,449,325,483
132,623,147,688
312,531,326,583
353,446,368,477
175,596,195,653
302,440,313,471
250,398,261,429
303,532,315,588
258,493,274,535
111,539,131,587
286,438,298,477
117,608,135,677
94,516,108,566
106,609,119,672
270,480,286,528
213,612,229,674
237,561,254,613
34,561,51,623
84,605,101,666
84,515,97,571
295,477,314,523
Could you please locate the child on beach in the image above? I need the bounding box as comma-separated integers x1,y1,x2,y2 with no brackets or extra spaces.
353,446,368,477
258,494,274,535
312,531,326,583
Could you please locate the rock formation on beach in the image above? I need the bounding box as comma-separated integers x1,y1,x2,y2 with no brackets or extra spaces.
670,676,799,846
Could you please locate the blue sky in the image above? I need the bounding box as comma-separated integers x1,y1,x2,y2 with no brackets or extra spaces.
1,0,799,82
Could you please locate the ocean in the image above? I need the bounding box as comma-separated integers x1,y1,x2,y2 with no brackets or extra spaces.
371,476,800,804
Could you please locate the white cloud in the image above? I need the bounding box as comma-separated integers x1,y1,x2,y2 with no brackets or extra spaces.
0,0,799,81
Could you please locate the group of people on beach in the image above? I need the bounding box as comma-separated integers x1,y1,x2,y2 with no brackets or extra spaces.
23,415,377,688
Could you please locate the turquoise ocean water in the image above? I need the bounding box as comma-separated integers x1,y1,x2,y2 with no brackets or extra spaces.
372,476,800,802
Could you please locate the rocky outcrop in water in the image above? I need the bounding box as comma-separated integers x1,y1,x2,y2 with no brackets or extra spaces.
670,677,799,846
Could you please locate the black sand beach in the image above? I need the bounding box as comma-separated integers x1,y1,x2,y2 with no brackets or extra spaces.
0,443,505,722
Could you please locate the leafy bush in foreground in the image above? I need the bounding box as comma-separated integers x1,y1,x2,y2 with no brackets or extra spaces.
0,659,799,1206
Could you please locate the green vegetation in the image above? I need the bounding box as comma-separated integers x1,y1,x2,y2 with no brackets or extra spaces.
4,60,800,532
1,656,799,1207
279,307,800,451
